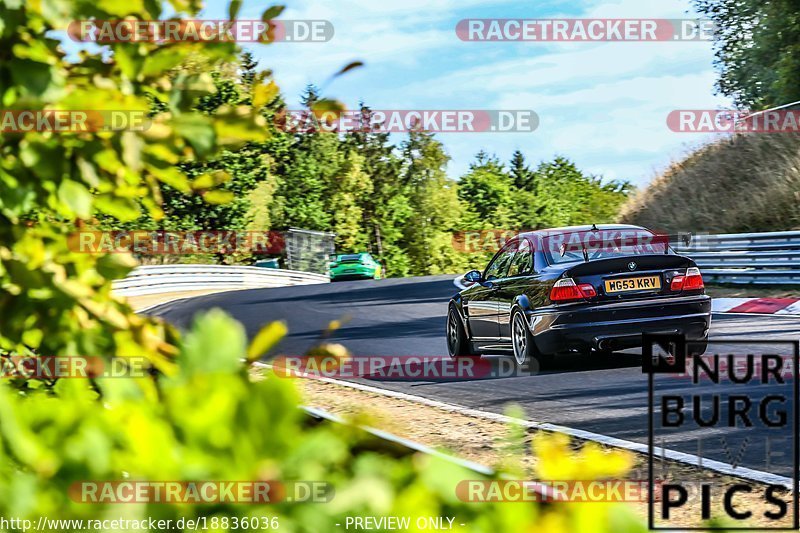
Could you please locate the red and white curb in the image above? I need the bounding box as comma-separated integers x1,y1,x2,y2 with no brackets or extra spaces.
454,277,799,316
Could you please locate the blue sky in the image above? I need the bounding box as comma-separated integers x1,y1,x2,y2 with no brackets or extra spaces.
207,0,728,185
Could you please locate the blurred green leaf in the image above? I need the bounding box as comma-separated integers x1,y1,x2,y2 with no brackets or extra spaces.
142,49,186,78
333,61,364,78
202,189,234,204
228,0,243,20
247,321,287,361
94,253,137,280
262,5,285,20
311,98,346,114
58,180,92,218
9,59,57,97
179,309,246,375
93,195,141,221
172,113,216,157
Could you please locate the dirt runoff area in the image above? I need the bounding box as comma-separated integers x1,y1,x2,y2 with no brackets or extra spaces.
285,374,793,529
124,288,244,311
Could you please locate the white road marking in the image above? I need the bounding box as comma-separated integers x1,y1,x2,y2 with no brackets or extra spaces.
776,300,800,315
256,361,793,488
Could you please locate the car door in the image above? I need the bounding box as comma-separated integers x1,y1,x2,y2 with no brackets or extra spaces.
464,241,516,339
495,238,536,339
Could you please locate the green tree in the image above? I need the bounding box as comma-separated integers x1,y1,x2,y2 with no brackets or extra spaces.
458,151,519,228
509,149,533,190
328,150,373,251
108,53,284,267
271,86,343,231
400,131,465,275
526,156,630,227
0,0,268,362
342,104,410,275
239,50,259,95
694,0,800,108
117,53,280,235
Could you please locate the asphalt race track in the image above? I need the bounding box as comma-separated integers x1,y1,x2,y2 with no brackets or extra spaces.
147,275,800,479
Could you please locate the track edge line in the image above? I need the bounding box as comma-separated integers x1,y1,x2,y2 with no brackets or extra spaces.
256,362,792,488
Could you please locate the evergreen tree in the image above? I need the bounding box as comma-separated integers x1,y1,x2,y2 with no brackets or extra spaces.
458,152,518,227
342,104,410,274
400,131,463,275
509,149,533,190
328,150,373,251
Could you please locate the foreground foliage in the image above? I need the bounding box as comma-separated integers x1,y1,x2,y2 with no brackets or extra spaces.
0,0,647,530
694,0,800,109
0,311,648,531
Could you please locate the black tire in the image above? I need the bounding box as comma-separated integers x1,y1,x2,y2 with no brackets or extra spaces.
511,310,550,367
446,307,475,357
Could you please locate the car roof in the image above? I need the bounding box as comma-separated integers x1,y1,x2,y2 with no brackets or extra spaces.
518,224,648,241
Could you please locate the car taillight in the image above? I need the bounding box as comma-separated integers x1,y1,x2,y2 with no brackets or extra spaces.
550,278,596,302
684,267,704,290
671,267,704,291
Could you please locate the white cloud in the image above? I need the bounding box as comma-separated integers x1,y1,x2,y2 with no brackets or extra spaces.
242,0,730,185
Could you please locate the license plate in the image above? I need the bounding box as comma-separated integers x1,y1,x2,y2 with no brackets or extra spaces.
604,275,661,293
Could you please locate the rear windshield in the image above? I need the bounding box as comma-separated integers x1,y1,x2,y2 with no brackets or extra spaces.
543,230,669,265
339,254,363,261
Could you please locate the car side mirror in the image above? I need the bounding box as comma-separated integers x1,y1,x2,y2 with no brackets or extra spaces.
464,269,482,283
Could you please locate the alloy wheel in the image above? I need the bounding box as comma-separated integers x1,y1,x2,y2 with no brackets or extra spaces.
512,313,528,365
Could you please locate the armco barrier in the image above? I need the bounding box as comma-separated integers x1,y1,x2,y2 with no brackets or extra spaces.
673,230,800,284
116,230,800,296
456,230,800,286
113,264,329,296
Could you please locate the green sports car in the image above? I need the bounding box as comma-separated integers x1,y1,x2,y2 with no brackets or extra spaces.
329,253,382,281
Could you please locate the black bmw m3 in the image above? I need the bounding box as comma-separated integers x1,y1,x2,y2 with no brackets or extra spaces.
446,224,711,365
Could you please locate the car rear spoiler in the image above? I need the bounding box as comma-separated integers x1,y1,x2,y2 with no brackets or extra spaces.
560,232,689,262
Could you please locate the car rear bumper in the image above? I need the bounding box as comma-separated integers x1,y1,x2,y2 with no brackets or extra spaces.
526,294,711,354
330,268,375,280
